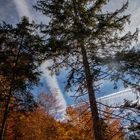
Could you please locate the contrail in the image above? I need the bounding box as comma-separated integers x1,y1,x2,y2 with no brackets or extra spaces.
13,0,67,115
40,62,67,113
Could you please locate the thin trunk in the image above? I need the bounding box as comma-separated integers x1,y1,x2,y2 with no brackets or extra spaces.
0,85,13,140
0,36,24,140
81,45,103,140
71,0,103,139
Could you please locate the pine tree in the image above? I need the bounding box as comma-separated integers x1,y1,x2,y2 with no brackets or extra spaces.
35,0,138,139
0,17,44,139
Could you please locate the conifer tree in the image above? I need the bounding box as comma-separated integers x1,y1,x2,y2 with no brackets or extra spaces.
35,0,138,139
0,17,44,140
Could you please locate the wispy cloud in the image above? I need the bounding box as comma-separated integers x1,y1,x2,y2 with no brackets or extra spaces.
13,0,33,21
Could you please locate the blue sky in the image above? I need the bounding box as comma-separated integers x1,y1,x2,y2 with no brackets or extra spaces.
0,0,140,107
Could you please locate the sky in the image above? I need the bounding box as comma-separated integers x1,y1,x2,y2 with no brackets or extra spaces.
0,0,140,108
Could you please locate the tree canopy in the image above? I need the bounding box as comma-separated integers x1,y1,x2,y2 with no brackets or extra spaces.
35,0,138,139
0,17,45,139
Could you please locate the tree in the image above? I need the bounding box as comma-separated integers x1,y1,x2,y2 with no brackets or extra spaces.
37,92,63,117
102,107,124,140
128,123,140,140
35,0,138,139
66,106,94,139
123,100,140,140
105,48,140,90
3,107,60,140
0,17,44,139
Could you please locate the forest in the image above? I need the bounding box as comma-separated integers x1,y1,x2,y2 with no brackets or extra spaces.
0,0,140,140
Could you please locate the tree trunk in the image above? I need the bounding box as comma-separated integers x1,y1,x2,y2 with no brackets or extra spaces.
81,45,103,140
0,36,24,140
0,88,12,140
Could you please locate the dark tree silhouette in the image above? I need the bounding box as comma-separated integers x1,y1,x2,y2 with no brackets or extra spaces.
0,17,44,140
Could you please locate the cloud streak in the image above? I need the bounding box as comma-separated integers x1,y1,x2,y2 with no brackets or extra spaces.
41,62,67,112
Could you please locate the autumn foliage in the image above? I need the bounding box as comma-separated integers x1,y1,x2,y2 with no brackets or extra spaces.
0,97,124,140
